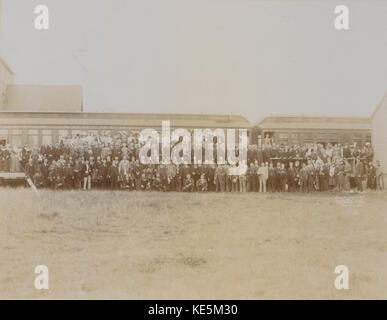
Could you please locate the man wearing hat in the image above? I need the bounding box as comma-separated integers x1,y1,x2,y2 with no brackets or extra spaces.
0,145,11,172
24,157,34,178
376,160,384,190
214,159,226,192
354,158,364,192
366,162,376,190
287,161,297,192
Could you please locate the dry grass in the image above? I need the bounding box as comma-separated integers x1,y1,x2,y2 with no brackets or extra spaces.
0,188,386,299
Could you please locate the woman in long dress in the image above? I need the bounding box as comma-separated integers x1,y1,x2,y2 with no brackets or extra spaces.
328,161,336,190
10,147,21,172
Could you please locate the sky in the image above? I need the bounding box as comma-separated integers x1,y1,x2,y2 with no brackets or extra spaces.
1,0,386,123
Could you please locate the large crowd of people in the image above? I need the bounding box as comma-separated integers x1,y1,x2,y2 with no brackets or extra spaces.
0,131,384,192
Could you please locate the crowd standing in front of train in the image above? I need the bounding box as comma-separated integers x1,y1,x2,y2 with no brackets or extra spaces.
0,132,384,192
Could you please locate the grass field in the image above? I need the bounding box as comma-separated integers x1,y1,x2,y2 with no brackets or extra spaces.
0,188,386,299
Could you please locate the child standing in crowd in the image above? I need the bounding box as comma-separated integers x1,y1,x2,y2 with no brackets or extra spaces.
196,174,208,192
183,174,194,192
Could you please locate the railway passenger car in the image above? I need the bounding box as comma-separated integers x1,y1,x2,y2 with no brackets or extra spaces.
252,115,372,147
0,111,251,147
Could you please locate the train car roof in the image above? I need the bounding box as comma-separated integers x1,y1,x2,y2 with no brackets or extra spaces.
254,115,371,131
0,111,251,129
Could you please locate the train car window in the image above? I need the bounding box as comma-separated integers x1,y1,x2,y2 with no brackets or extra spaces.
58,130,68,142
257,135,262,146
263,132,274,145
72,130,82,136
28,135,39,146
317,134,326,140
0,130,9,147
88,130,99,136
304,133,316,141
354,140,363,147
11,135,22,147
291,133,299,144
101,130,111,136
42,135,53,145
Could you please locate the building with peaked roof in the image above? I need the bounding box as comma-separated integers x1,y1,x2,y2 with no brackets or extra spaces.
3,84,83,112
371,91,387,187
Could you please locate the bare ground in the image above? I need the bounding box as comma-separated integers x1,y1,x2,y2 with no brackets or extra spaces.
0,188,386,299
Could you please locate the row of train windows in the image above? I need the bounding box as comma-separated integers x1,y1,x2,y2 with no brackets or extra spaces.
0,129,54,135
0,129,85,135
0,129,139,144
264,132,371,140
0,135,53,147
0,129,55,146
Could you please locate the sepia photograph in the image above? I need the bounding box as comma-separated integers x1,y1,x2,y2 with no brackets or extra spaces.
0,0,386,304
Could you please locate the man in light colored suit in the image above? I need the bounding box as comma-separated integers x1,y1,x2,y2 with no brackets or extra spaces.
258,163,268,192
376,160,384,190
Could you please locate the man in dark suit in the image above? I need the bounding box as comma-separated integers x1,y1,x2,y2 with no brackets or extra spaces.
109,159,119,190
25,158,35,179
246,163,256,192
82,159,92,190
354,158,364,192
98,159,109,189
287,161,297,192
64,162,74,189
40,158,50,188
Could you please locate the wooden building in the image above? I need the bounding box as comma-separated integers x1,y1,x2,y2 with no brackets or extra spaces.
3,85,83,112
